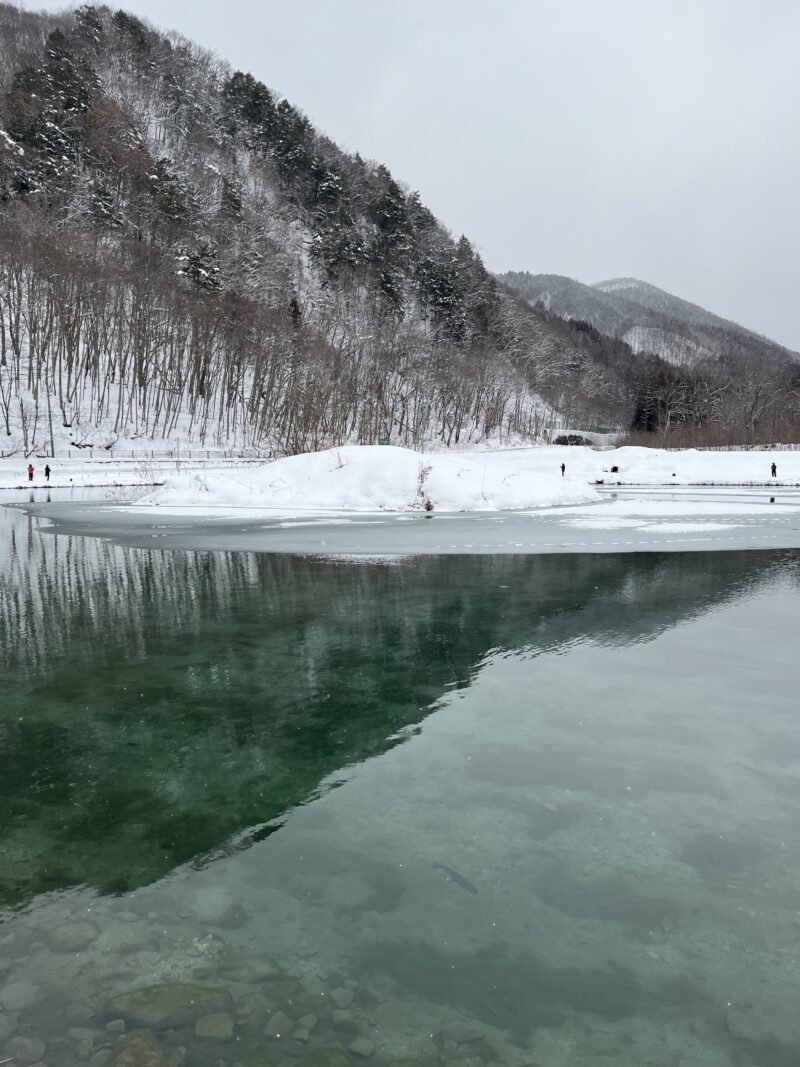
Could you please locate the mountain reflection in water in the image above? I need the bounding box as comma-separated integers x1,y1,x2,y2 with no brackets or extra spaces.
1,503,796,908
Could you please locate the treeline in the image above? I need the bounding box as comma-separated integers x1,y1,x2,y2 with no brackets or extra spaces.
0,212,559,453
548,315,800,443
504,273,800,444
625,353,800,444
0,4,501,344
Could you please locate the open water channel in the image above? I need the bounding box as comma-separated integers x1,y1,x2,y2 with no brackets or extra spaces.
1,490,799,1067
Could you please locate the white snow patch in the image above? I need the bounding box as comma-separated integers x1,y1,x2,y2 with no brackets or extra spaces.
643,522,737,533
276,519,356,528
559,499,800,518
566,517,651,529
135,445,601,515
549,446,800,487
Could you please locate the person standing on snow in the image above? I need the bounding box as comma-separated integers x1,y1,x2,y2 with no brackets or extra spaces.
560,462,566,477
771,462,777,478
44,464,51,482
27,463,34,482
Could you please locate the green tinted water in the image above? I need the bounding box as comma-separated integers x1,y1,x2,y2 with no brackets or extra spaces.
1,503,800,1066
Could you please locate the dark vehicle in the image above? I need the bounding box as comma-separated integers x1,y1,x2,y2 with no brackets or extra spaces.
554,434,593,446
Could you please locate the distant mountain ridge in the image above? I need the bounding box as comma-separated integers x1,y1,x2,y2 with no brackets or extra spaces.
501,271,798,368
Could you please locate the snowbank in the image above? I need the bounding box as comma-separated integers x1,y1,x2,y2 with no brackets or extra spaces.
540,446,800,486
137,445,601,514
4,444,799,502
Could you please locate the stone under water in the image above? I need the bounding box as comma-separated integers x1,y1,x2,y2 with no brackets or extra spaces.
104,984,232,1030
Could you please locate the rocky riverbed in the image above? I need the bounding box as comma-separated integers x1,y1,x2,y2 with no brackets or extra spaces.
0,896,517,1067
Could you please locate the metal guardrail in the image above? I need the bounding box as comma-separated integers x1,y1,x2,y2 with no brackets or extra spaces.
25,448,274,461
625,444,800,452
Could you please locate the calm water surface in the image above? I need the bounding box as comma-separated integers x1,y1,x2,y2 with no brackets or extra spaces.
1,500,800,1067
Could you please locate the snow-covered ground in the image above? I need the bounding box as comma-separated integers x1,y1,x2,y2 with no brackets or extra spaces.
557,445,800,486
3,444,800,520
131,445,800,517
1,446,800,550
0,453,266,491
133,445,600,514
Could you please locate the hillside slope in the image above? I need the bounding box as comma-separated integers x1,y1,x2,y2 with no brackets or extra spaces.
1,5,798,454
501,271,797,369
0,3,641,455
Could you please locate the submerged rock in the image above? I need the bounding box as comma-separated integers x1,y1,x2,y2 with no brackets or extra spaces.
349,1037,375,1058
440,1024,484,1045
68,1027,99,1043
301,975,326,996
194,1012,234,1040
100,925,152,955
331,1009,358,1034
108,1029,185,1067
67,1026,98,1061
69,1001,98,1023
0,979,41,1012
49,921,100,953
264,1010,293,1038
189,887,245,927
300,1049,353,1067
4,1034,47,1064
105,984,232,1030
330,988,354,1009
725,1003,797,1048
0,1015,18,1041
244,958,283,981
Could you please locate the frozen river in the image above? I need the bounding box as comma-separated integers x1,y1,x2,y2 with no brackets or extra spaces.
7,485,800,555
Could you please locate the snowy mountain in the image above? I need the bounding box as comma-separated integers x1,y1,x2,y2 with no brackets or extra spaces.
1,3,641,454
0,5,798,453
501,272,798,368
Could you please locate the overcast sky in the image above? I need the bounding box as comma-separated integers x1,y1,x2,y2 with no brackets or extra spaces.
26,0,800,349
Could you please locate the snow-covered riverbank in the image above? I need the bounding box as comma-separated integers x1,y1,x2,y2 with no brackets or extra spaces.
136,445,601,513
0,453,264,492
3,445,800,514
559,445,800,486
135,445,800,516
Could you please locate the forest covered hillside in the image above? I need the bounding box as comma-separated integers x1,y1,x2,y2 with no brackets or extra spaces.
502,270,800,442
1,4,798,455
502,272,798,368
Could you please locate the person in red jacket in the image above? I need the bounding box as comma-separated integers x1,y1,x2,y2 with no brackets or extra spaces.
27,463,34,482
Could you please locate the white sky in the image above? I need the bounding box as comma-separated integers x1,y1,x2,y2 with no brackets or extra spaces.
22,0,800,349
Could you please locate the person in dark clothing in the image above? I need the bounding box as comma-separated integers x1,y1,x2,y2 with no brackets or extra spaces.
27,463,34,482
560,463,566,477
45,464,51,482
771,462,777,478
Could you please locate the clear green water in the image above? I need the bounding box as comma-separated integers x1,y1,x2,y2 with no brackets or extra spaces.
1,503,800,1067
